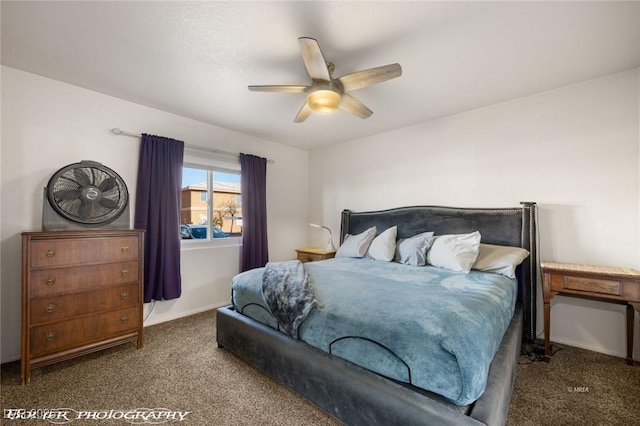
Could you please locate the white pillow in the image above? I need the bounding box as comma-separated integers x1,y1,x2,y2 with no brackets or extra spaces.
336,227,377,258
366,226,397,261
426,231,481,273
394,231,435,266
472,243,530,278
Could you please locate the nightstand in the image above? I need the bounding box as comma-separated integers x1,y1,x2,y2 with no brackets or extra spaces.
296,247,336,263
541,261,640,365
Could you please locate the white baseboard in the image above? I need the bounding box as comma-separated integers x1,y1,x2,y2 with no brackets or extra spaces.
2,352,20,364
550,336,637,361
142,301,230,328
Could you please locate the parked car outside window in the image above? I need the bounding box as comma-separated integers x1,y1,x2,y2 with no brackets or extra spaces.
180,224,228,239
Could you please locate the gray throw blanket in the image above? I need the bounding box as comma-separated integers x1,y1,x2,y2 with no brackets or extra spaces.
262,260,317,339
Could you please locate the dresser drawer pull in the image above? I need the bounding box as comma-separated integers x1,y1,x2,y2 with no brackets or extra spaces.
45,249,56,258
120,292,129,300
120,268,129,276
45,332,56,341
121,245,130,253
45,278,56,286
45,304,56,313
121,315,129,324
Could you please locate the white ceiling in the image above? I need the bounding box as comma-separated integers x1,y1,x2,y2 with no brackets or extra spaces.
2,1,640,150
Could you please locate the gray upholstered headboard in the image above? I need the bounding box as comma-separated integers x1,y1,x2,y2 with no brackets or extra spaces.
340,202,537,342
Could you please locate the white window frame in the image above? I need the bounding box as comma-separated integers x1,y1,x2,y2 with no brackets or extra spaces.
181,150,242,248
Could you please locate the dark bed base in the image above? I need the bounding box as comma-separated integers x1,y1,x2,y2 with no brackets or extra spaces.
217,304,523,425
216,203,537,425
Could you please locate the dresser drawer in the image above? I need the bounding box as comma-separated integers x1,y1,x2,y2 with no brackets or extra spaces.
30,284,139,324
298,252,326,263
295,248,336,263
30,261,139,297
566,276,620,296
550,274,622,296
30,307,139,358
30,237,139,268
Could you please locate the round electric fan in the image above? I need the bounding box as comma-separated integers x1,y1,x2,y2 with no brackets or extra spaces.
46,161,129,225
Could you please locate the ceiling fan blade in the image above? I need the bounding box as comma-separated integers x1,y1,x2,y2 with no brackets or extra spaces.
299,37,331,81
337,63,402,92
294,102,313,123
248,85,310,93
339,94,373,119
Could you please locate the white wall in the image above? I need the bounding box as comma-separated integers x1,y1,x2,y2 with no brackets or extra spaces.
3,66,639,365
0,67,309,362
310,69,640,360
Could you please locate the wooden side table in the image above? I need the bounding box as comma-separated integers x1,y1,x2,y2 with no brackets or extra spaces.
296,247,336,263
541,261,640,365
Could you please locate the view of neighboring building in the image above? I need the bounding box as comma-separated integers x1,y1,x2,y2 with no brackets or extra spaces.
180,181,242,235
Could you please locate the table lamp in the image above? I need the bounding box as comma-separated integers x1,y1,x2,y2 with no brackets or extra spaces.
309,223,336,251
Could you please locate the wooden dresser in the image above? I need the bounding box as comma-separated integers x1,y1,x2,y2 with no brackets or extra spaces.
21,229,144,384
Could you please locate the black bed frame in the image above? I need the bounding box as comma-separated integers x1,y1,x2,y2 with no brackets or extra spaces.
217,202,537,425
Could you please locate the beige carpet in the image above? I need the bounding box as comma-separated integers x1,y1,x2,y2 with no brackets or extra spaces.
2,310,638,425
508,341,639,425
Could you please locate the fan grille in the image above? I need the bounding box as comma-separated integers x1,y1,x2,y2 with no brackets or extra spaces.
47,161,128,225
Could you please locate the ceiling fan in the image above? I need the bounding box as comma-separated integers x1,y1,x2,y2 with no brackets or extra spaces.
248,37,402,123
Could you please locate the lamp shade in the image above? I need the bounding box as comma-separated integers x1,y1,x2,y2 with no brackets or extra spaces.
310,223,336,251
307,90,341,113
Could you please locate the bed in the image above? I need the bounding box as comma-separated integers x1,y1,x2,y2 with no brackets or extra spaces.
216,202,537,425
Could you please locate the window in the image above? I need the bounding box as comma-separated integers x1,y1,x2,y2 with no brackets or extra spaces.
180,154,242,242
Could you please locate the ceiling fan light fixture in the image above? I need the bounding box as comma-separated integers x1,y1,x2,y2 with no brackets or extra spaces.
307,89,341,113
248,37,402,122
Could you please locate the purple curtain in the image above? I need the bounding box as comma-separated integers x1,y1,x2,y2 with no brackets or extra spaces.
134,134,184,302
240,153,269,271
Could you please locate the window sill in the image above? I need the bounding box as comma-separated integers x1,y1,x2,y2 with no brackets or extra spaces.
180,237,242,251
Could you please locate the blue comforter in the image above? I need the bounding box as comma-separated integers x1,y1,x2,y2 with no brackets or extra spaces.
231,257,517,406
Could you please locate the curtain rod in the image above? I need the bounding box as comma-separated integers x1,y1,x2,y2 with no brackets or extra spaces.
109,128,274,164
